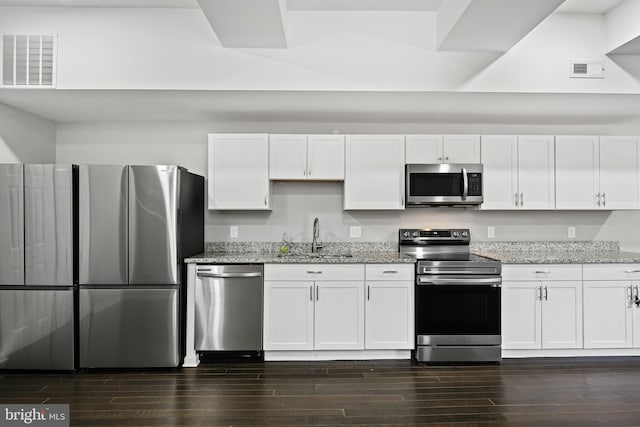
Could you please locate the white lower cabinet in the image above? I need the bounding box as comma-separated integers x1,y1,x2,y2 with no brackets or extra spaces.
583,264,640,349
263,263,414,356
502,265,582,350
263,281,315,350
263,264,365,351
364,264,414,350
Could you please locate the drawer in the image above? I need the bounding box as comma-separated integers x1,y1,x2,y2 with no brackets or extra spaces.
583,264,640,281
365,264,414,281
264,264,364,281
502,264,582,281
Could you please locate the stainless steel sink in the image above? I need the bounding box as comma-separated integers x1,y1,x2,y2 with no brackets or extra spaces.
277,253,353,259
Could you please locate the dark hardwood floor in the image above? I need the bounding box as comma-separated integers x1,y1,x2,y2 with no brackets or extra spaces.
2,357,640,426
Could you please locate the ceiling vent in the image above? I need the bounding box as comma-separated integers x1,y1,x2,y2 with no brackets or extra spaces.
2,34,57,88
569,60,605,79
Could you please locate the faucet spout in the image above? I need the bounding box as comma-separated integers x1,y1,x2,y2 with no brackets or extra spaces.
311,217,322,253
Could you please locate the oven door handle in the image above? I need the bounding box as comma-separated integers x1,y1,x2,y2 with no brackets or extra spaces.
417,277,502,287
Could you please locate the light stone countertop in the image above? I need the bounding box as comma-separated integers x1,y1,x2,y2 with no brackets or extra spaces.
184,251,415,264
475,250,640,265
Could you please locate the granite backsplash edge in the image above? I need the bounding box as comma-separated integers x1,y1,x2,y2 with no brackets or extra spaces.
205,241,620,254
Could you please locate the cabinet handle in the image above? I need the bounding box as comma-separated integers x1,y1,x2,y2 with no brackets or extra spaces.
515,193,519,207
596,193,601,206
538,286,543,301
629,285,634,304
306,270,323,274
383,270,398,274
520,193,524,207
316,286,319,301
544,286,548,301
438,157,442,161
367,285,370,301
264,194,268,206
624,270,640,273
534,270,550,274
310,285,313,301
602,192,606,207
401,196,404,207
308,161,312,177
445,156,449,161
303,162,307,176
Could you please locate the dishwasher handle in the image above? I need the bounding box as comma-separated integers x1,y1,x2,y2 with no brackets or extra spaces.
196,272,262,279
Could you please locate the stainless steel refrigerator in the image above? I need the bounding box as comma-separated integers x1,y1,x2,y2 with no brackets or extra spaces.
0,164,77,370
78,165,203,368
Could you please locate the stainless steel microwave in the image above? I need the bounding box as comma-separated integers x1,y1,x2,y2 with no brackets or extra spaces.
405,163,483,206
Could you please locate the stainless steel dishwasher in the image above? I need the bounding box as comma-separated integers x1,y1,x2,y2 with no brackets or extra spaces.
194,265,263,355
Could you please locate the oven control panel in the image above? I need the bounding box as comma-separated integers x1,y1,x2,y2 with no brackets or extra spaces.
399,228,470,244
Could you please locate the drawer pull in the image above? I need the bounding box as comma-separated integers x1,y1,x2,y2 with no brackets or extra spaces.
534,270,550,274
382,270,398,274
306,271,323,274
624,270,640,273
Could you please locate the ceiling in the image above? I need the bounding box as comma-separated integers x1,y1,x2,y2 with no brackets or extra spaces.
0,0,636,124
0,0,628,13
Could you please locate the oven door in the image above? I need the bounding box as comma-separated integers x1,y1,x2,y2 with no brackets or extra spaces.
406,163,483,206
416,275,501,344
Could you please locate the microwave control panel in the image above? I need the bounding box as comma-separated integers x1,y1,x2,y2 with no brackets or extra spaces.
468,173,482,196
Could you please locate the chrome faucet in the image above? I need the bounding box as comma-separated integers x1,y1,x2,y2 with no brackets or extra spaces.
311,217,323,253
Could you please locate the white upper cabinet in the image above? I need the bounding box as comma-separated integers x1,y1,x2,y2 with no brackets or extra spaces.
208,133,271,210
307,134,345,180
405,135,480,164
269,134,344,181
344,135,405,210
405,135,443,163
481,135,555,210
599,136,640,209
556,135,640,209
269,134,308,180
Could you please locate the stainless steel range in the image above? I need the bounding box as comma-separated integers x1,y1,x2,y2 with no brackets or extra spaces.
399,228,502,363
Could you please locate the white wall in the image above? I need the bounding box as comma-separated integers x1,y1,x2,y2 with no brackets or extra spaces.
0,103,56,163
56,121,640,252
1,7,638,93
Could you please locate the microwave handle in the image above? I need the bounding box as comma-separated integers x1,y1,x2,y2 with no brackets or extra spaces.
461,167,468,201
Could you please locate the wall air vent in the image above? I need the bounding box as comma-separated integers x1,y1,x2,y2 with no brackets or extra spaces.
569,60,605,79
2,34,57,88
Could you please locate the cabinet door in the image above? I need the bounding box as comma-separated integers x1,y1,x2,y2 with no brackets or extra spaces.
443,135,480,163
307,134,345,180
344,135,405,210
501,282,542,349
599,136,640,209
518,135,555,210
555,136,599,209
263,281,314,351
314,281,364,350
269,134,308,180
583,281,633,349
480,135,518,210
365,281,414,349
405,135,443,163
541,281,582,349
208,134,270,210
634,282,640,347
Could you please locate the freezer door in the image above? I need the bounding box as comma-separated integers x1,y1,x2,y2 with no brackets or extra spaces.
0,164,24,286
24,165,74,286
79,165,128,285
79,287,180,368
129,165,179,285
0,289,74,370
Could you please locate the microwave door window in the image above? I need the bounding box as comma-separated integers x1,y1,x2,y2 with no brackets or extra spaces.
410,173,462,197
